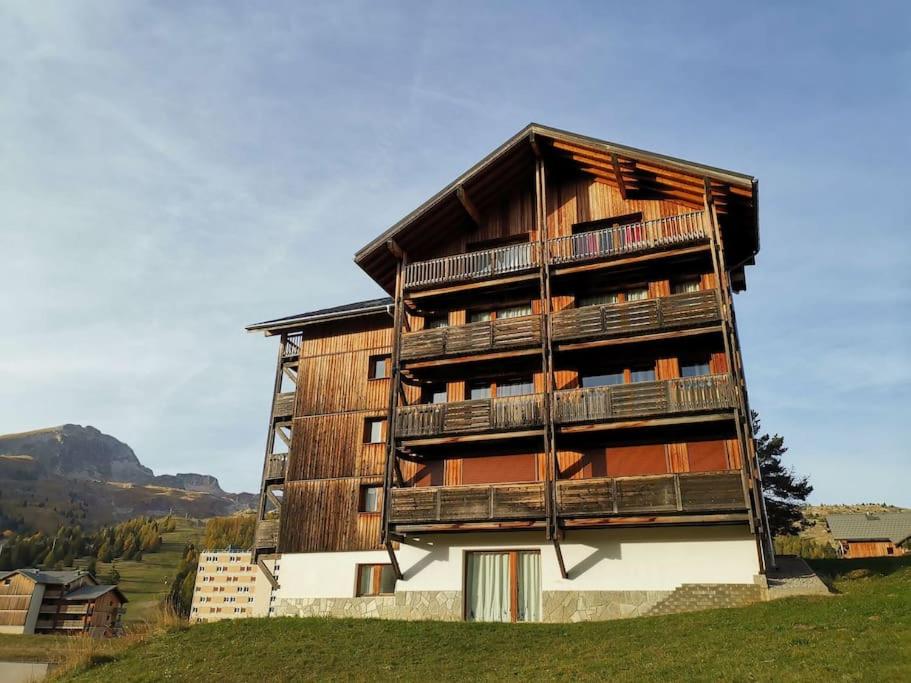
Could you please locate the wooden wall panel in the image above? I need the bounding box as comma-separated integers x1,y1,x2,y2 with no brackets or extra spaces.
298,316,392,357
288,412,386,481
296,351,389,415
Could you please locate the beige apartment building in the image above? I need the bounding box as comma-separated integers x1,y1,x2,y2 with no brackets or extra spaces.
190,550,276,623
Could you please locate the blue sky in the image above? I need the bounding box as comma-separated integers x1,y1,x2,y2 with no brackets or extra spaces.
1,2,908,504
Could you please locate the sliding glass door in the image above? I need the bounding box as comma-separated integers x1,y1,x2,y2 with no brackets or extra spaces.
465,550,540,623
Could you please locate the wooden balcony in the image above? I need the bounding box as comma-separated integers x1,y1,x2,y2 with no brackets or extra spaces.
557,471,746,517
396,394,544,439
403,242,540,291
554,375,737,426
282,333,302,359
264,453,287,482
389,482,545,525
551,290,721,344
401,315,542,362
548,211,707,267
254,518,280,550
272,392,295,419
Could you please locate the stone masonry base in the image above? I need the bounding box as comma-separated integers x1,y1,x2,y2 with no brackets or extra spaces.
275,583,765,622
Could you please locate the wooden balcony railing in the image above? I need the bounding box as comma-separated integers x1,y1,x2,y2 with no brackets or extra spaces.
264,453,287,482
389,482,546,524
397,393,544,438
401,314,542,362
551,290,721,343
282,333,302,359
272,392,295,419
403,242,540,290
557,471,746,517
254,518,280,549
554,375,737,425
548,211,707,266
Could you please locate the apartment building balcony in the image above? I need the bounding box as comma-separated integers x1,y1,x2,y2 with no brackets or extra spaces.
551,290,722,347
272,392,295,420
263,453,287,483
389,482,546,527
282,333,302,360
554,375,737,428
548,211,708,271
400,212,708,292
401,314,542,363
557,471,746,519
396,394,544,440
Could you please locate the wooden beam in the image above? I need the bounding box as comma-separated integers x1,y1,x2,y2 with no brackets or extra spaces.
550,244,712,278
393,520,546,534
407,272,539,299
562,513,751,529
529,132,542,159
401,429,545,448
552,536,568,579
385,540,403,580
610,152,628,200
386,239,404,260
402,347,539,371
456,185,482,228
558,412,733,434
256,557,279,590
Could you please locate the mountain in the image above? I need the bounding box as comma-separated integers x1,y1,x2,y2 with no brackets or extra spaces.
0,425,256,534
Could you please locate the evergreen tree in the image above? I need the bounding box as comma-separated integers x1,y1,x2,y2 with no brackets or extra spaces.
753,411,813,536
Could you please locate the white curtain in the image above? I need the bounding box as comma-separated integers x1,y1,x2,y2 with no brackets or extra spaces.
467,553,509,622
517,552,541,622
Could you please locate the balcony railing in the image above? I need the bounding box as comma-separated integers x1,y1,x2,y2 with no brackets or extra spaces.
272,392,295,419
557,471,745,517
403,242,540,290
548,211,707,266
551,290,721,343
254,518,280,549
397,393,544,439
264,453,287,482
401,314,542,362
282,333,302,359
554,375,737,425
389,482,545,525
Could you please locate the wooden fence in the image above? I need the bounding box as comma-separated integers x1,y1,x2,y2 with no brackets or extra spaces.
389,482,545,524
396,393,544,438
403,242,540,290
401,314,542,361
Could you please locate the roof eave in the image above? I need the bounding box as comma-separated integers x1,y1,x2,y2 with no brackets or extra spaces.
245,304,392,336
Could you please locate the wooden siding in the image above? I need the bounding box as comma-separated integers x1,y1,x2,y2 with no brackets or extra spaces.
551,290,721,343
280,479,383,553
0,573,34,627
288,412,386,481
296,351,389,416
843,541,907,559
401,314,542,361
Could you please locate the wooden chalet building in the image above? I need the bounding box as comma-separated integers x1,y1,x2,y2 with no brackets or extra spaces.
826,513,911,559
247,124,772,622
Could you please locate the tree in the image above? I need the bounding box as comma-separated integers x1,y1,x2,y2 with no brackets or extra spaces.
753,411,813,536
107,563,121,585
86,556,98,575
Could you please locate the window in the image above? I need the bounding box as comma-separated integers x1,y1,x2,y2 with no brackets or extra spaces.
630,366,656,383
625,287,648,302
577,292,620,308
581,371,624,388
422,384,448,404
496,378,535,397
672,279,701,294
359,485,382,513
680,358,711,378
468,310,493,323
425,314,449,329
497,304,532,319
368,355,391,380
356,564,396,596
887,547,895,555
364,418,386,444
469,381,492,400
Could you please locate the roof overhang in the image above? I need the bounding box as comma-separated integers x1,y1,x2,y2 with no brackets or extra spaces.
354,123,760,293
245,298,392,336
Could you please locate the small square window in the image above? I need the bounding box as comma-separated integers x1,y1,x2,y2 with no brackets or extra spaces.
356,564,396,596
359,485,382,513
364,418,386,444
368,355,391,380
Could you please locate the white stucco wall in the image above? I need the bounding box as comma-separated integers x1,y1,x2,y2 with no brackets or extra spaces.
276,526,760,600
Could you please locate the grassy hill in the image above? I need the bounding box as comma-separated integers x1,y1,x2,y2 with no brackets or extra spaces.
52,557,910,682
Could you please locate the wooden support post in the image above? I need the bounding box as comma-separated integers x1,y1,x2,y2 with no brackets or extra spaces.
611,152,628,200
257,556,279,590
552,536,568,579
385,540,403,580
456,185,482,228
381,250,407,545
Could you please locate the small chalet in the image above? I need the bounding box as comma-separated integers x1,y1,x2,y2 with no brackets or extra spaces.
826,513,911,559
0,568,127,636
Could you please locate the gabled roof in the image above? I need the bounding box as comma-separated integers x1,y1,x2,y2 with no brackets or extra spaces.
826,513,911,544
63,584,128,603
355,123,759,293
14,568,95,586
246,297,392,335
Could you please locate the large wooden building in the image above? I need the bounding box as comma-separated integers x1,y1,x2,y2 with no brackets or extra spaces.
247,124,772,622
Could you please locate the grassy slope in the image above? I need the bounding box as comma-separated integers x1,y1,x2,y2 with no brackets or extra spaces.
61,557,911,682
91,518,203,623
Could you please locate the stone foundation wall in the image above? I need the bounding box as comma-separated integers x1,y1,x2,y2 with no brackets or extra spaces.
275,583,764,623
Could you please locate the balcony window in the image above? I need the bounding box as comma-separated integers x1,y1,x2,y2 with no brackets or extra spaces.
630,367,656,383
359,485,382,513
626,288,648,302
581,371,624,388
356,564,397,596
368,355,391,380
425,314,449,329
672,279,701,294
363,418,386,444
496,378,535,397
497,304,533,319
680,358,711,378
576,292,620,308
470,382,492,400
469,310,493,323
422,384,448,404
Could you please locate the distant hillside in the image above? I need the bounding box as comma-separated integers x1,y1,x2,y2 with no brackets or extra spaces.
0,425,256,534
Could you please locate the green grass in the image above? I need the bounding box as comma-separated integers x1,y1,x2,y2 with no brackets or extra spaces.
0,634,70,663
93,518,203,623
58,557,911,682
